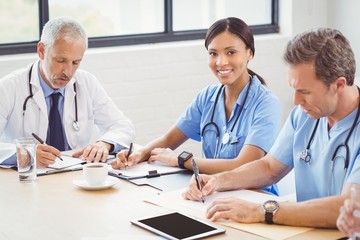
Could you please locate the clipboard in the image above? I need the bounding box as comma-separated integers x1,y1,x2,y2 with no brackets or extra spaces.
129,171,193,192
46,155,86,170
108,161,187,180
37,164,84,176
37,155,116,176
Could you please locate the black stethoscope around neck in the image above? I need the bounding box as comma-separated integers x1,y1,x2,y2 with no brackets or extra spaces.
23,64,80,132
299,87,360,195
201,78,252,158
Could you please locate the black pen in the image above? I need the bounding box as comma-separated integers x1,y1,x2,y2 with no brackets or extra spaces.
192,159,205,203
31,133,63,161
125,142,133,170
37,166,83,176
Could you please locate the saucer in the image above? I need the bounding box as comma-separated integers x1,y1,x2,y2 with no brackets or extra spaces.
73,175,119,190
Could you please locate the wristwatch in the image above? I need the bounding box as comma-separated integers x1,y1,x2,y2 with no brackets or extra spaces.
262,200,279,224
178,151,193,169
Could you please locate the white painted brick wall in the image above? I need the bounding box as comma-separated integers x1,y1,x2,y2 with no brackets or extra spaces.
0,36,295,195
0,36,292,157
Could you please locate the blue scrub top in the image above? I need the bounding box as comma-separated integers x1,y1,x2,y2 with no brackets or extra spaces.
176,75,282,195
270,106,360,201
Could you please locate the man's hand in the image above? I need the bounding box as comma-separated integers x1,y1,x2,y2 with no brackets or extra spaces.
72,141,111,163
182,174,217,201
35,144,60,167
206,197,263,223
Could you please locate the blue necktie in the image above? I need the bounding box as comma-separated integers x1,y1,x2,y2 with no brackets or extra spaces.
47,93,65,151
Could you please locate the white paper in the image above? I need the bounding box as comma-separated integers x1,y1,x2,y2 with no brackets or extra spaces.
179,189,288,213
145,188,312,240
47,155,85,169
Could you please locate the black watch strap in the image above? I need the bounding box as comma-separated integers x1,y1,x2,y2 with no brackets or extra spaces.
265,212,274,224
178,151,193,169
263,200,279,224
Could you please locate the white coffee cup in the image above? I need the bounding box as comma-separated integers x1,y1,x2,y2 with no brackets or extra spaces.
83,163,108,186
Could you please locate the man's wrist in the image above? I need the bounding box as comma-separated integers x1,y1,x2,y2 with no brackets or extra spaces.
262,200,279,224
212,173,230,192
108,143,114,153
259,204,266,223
99,141,114,153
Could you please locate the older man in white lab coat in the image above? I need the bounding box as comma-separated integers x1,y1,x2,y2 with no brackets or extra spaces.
0,17,134,167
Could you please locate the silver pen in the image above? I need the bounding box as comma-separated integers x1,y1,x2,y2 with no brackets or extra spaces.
192,159,205,203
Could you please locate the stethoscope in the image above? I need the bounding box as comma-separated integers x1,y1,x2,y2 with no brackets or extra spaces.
298,87,360,195
201,78,252,158
23,64,80,132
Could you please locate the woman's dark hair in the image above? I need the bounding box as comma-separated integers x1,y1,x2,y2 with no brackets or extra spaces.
205,17,266,85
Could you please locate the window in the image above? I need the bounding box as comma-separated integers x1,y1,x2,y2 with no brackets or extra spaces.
49,0,165,37
172,0,273,31
0,0,278,55
0,0,39,44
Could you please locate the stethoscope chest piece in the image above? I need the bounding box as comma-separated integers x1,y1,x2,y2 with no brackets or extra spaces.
222,132,230,145
72,121,80,131
299,149,311,164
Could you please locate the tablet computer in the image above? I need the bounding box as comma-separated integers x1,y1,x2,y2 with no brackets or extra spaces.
131,212,226,240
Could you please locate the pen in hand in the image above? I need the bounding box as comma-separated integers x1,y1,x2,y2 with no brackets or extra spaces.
192,159,205,203
125,142,133,170
31,133,63,161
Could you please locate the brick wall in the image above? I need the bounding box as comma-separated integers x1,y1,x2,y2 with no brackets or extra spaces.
0,36,292,157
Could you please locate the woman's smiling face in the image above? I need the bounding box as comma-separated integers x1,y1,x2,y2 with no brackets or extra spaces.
207,31,252,86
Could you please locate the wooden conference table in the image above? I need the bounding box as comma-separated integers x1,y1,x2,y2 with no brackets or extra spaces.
0,168,343,240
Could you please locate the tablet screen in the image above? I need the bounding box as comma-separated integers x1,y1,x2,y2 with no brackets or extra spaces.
131,212,225,240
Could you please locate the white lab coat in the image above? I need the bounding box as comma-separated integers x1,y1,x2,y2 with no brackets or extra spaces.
0,60,135,151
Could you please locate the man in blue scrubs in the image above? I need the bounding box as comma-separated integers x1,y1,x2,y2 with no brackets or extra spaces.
183,28,360,228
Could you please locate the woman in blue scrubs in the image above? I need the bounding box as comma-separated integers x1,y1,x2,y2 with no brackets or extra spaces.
112,17,281,194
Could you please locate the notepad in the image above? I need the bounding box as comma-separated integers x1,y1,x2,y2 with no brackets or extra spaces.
144,188,312,240
109,161,187,180
47,155,85,169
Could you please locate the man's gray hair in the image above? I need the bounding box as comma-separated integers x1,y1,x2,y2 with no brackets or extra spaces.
40,16,88,50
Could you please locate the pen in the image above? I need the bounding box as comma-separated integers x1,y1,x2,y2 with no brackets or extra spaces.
125,142,133,170
37,166,83,176
192,159,205,203
31,133,63,161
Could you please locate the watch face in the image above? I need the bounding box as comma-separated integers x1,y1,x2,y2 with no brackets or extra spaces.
179,151,192,160
179,152,190,159
264,200,279,212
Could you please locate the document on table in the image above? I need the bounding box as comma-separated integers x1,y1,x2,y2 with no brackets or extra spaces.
145,188,313,240
37,155,86,176
109,161,187,180
47,155,85,169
